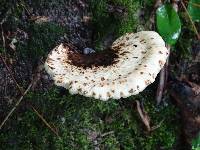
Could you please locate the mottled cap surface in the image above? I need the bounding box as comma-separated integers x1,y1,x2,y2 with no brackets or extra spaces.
45,31,169,100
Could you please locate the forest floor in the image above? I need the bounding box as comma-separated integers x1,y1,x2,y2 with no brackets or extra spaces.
0,0,199,150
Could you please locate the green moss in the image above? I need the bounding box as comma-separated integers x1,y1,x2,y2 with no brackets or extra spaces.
17,22,66,63
88,0,140,50
1,87,179,150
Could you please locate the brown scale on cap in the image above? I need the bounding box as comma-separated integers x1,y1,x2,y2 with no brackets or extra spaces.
129,89,134,93
48,65,55,70
141,51,147,54
65,45,119,69
47,57,54,63
112,42,127,50
92,92,96,96
145,80,151,86
101,77,105,81
111,90,115,93
107,92,111,98
135,36,139,39
120,92,124,97
78,88,82,92
159,60,164,67
57,80,62,83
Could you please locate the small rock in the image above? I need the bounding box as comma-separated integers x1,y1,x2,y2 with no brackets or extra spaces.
83,47,95,54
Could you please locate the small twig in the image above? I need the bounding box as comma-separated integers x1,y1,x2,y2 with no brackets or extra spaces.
0,8,11,53
136,100,151,131
1,18,8,96
0,54,24,94
0,9,11,25
151,119,165,131
1,15,24,93
156,45,170,105
181,1,200,40
184,0,200,8
136,100,164,131
149,0,162,29
31,106,60,137
51,123,59,134
1,24,6,54
164,57,169,85
19,0,31,16
0,82,32,130
156,67,166,105
101,131,114,137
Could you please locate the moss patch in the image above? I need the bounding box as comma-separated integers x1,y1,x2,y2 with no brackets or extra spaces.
88,0,140,50
16,22,66,63
1,87,179,150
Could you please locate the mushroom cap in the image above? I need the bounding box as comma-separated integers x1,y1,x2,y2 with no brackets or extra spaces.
45,31,169,101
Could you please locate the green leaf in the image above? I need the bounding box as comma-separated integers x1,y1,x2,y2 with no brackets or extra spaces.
188,0,200,22
156,4,181,45
192,133,200,150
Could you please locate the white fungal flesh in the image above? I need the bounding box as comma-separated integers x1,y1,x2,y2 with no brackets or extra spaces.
45,31,169,101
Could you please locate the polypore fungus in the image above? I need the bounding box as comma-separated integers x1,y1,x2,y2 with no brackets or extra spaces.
45,31,169,101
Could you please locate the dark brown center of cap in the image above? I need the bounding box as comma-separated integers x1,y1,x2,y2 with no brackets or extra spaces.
66,46,119,69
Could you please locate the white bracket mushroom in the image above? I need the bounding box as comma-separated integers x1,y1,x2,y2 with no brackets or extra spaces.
45,31,169,101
